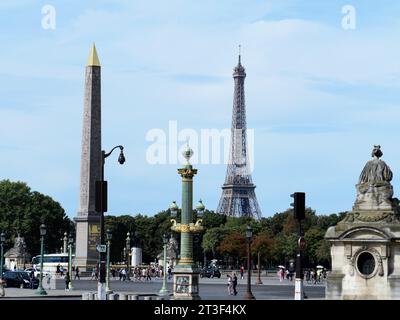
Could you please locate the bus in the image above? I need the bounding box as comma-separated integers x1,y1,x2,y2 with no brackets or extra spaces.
31,253,74,275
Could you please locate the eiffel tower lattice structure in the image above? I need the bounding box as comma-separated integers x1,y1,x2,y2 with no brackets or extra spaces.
216,53,262,220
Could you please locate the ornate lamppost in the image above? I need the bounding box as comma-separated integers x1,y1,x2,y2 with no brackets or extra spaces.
244,225,255,300
159,233,169,296
63,232,68,254
36,224,47,296
68,235,74,290
255,251,263,285
96,145,125,300
106,229,113,293
0,232,5,279
126,232,131,281
0,232,4,296
169,145,205,300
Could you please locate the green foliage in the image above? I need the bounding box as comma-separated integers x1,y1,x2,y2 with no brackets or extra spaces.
0,180,72,256
104,207,343,269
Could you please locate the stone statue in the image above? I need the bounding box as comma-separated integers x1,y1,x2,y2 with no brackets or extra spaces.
358,145,393,184
354,146,395,211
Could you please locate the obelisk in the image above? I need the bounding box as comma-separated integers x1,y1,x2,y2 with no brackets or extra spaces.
74,44,102,272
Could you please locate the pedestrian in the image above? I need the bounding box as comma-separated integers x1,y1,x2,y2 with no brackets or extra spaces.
60,265,64,277
122,268,127,281
232,273,238,296
279,268,284,282
65,272,71,291
240,266,244,280
91,268,96,280
146,267,152,281
168,267,172,280
95,266,99,280
226,275,233,295
56,264,61,276
29,270,35,289
75,266,80,280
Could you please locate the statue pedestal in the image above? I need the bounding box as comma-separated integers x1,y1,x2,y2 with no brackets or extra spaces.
172,265,201,300
325,210,400,299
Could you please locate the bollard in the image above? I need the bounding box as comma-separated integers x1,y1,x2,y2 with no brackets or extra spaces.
119,293,128,300
88,292,95,300
112,293,119,300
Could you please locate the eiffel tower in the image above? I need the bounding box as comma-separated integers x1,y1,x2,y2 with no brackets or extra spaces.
216,52,262,219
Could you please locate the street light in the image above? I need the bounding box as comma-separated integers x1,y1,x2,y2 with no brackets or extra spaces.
68,235,74,290
0,232,4,296
244,225,255,300
126,232,131,281
106,229,112,293
36,224,47,295
0,232,5,279
63,232,68,254
159,233,169,296
169,145,206,300
96,145,125,300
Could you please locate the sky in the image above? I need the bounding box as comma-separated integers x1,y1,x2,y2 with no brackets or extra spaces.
1,0,400,219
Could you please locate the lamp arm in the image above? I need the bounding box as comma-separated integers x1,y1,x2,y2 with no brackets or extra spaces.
104,145,124,159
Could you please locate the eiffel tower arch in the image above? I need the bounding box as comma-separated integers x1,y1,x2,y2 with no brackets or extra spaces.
216,54,262,220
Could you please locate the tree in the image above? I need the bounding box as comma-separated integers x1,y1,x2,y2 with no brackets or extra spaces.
202,228,224,258
304,227,326,266
251,233,275,267
217,231,247,267
0,179,72,256
201,210,227,229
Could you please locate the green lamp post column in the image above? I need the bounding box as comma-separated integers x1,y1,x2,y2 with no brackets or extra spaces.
68,235,74,290
106,229,113,294
36,224,47,296
170,144,205,300
159,234,169,295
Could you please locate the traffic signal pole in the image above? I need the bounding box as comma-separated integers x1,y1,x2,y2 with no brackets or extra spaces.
290,192,306,301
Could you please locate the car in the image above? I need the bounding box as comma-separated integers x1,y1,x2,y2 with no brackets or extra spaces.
200,266,221,278
24,268,51,279
2,271,39,289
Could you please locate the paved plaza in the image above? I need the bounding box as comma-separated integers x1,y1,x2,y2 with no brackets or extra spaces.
0,275,325,300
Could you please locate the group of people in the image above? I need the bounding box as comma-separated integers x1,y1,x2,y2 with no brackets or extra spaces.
226,273,238,296
277,266,327,284
305,268,327,284
277,268,295,282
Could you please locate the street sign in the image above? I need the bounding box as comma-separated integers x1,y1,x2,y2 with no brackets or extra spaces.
298,236,306,251
96,244,107,253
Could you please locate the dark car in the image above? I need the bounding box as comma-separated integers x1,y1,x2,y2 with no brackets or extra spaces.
200,266,221,278
2,271,39,289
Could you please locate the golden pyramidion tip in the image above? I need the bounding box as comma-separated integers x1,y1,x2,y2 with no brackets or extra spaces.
87,43,101,67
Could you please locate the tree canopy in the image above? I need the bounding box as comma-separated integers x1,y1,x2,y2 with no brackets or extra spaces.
0,180,73,256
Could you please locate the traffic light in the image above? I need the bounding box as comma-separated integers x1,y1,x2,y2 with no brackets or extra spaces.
290,192,305,220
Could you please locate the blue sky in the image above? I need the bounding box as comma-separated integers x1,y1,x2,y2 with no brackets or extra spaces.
1,0,400,219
